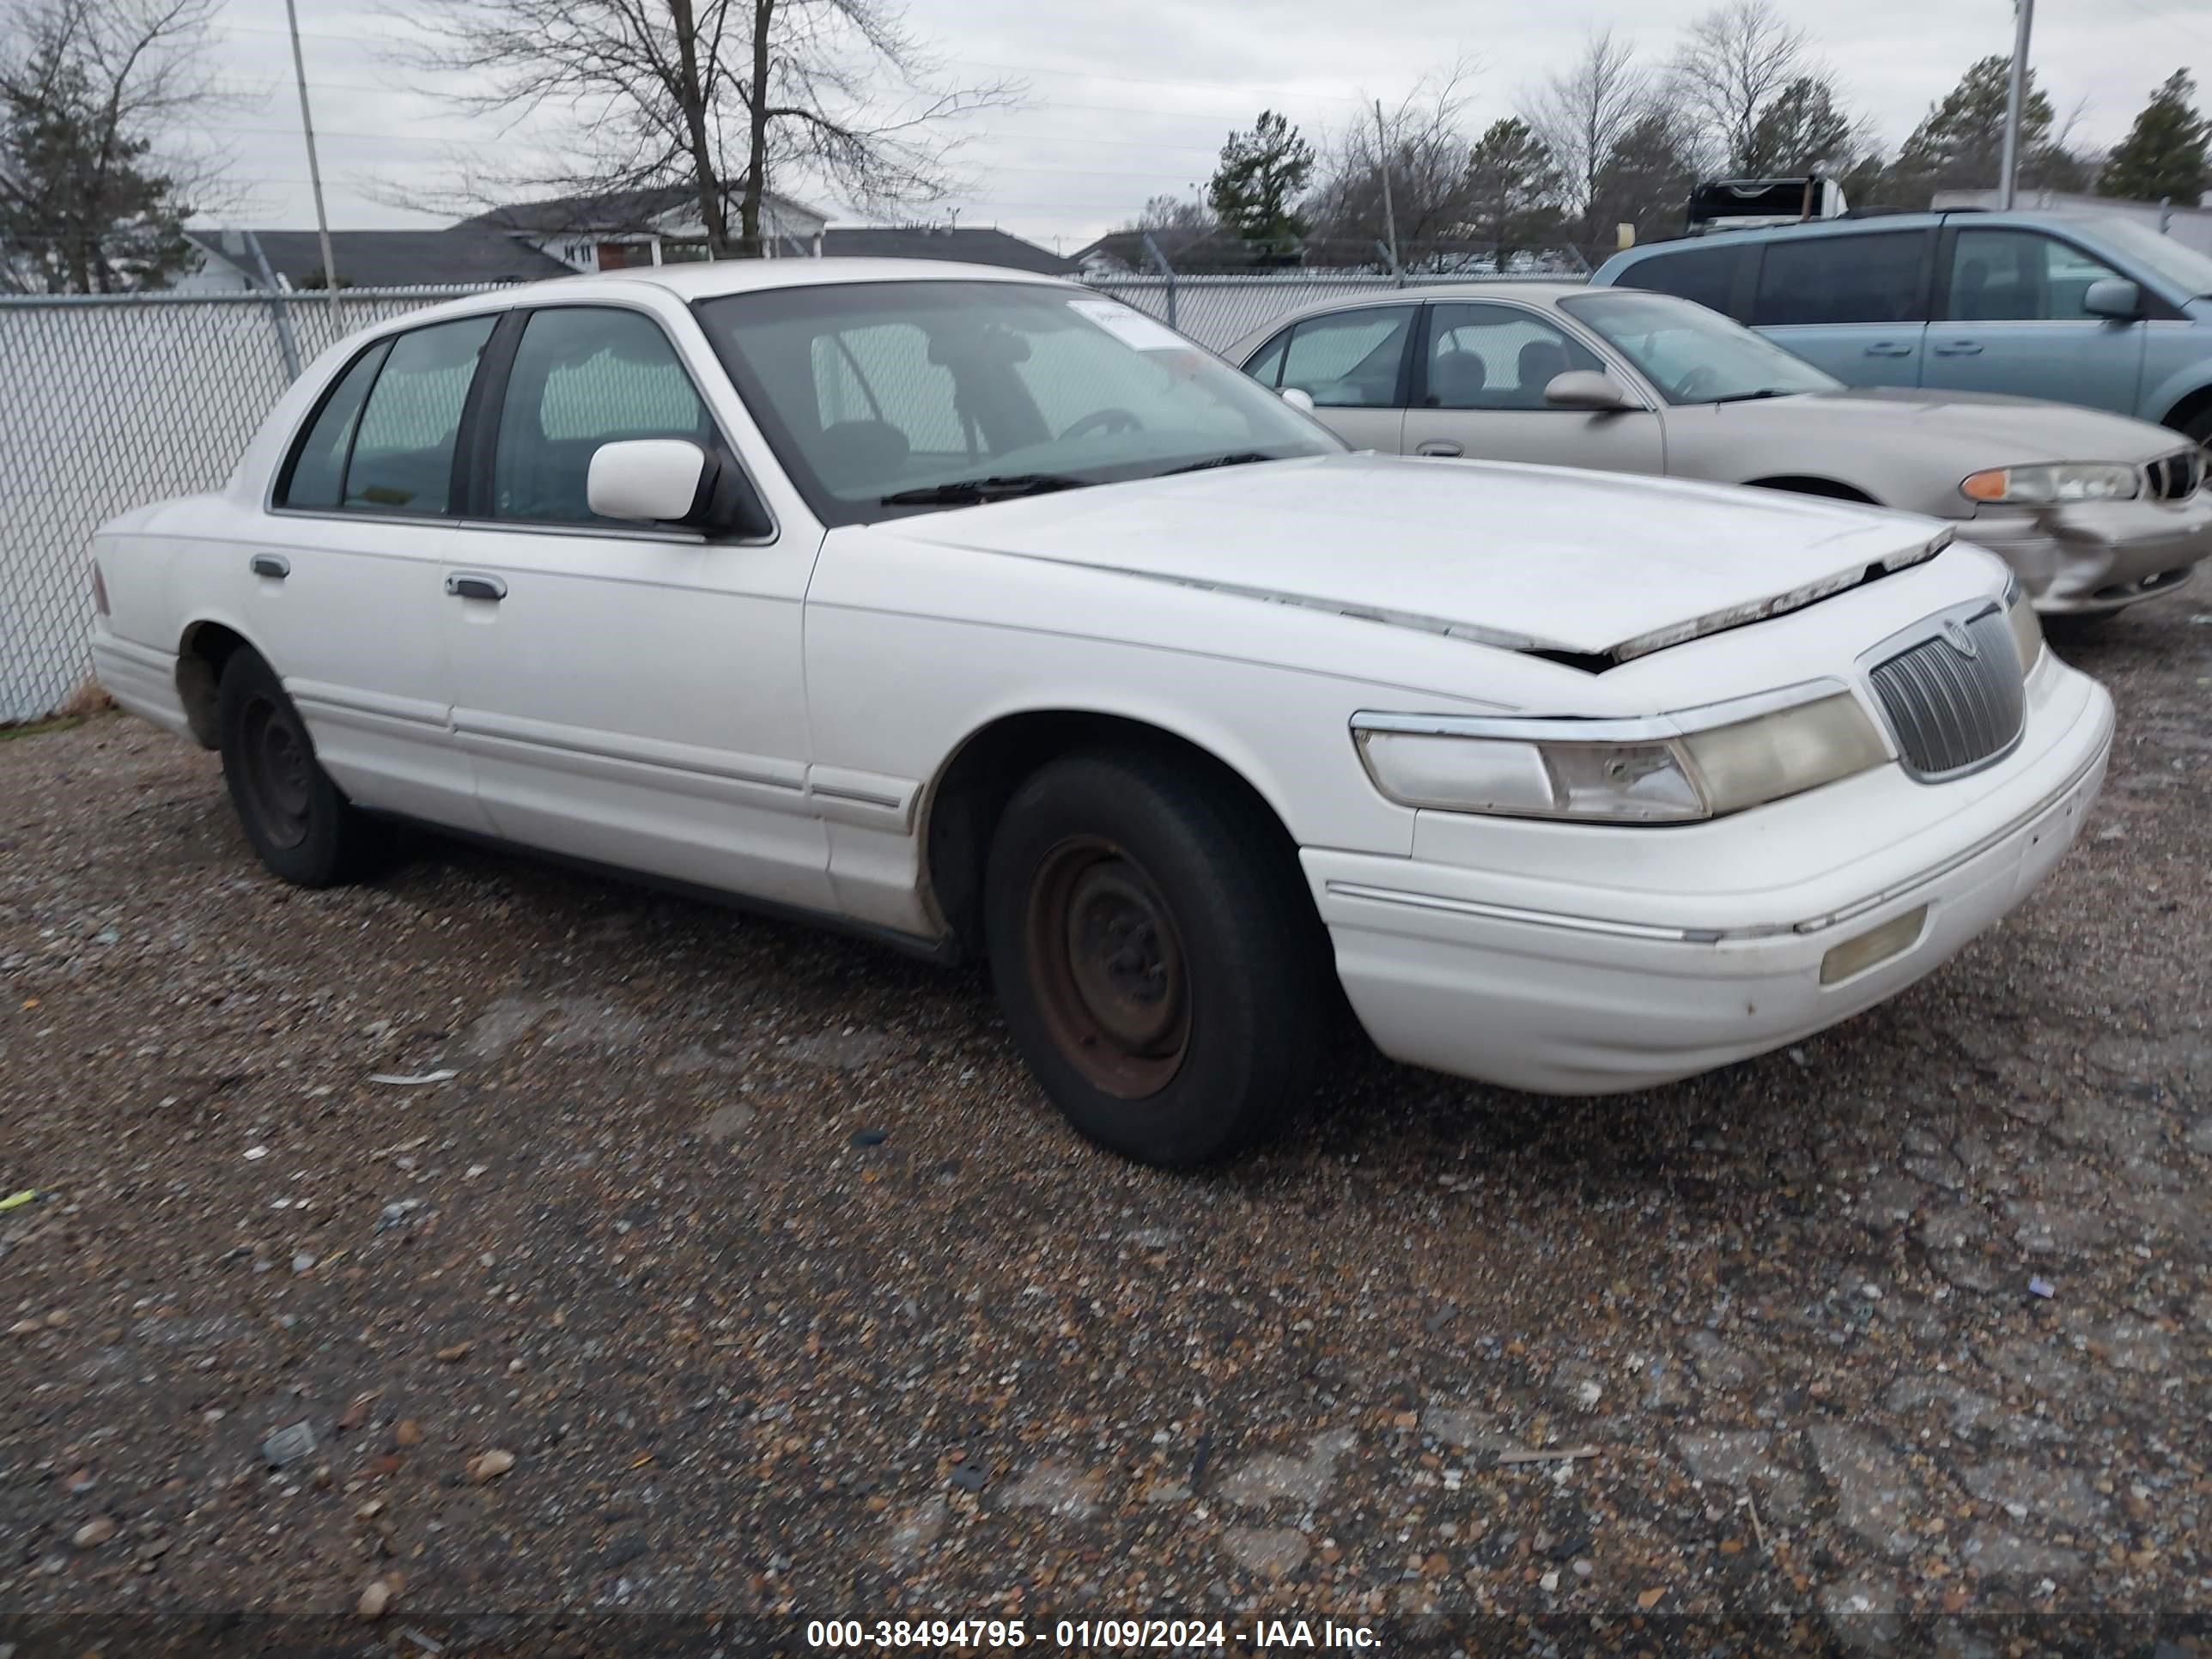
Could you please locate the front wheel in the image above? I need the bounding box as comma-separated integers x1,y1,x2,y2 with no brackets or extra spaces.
216,648,386,887
982,748,1328,1167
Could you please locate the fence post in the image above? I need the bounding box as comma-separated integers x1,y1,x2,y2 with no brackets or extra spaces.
1141,233,1176,332
244,232,302,383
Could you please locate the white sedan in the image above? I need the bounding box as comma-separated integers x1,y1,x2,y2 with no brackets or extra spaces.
89,260,2114,1166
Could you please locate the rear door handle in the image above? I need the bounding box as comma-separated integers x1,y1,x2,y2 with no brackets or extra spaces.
1863,343,1913,358
1932,340,1984,356
249,553,289,580
445,573,507,602
1414,441,1464,458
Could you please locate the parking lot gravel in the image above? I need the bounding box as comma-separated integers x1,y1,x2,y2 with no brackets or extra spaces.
3,599,2208,1655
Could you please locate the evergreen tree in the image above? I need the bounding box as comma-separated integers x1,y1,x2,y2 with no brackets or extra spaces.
2099,70,2209,205
1463,118,1562,263
1206,111,1315,256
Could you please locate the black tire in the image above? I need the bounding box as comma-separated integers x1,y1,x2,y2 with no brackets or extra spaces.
2182,407,2212,449
981,747,1328,1168
216,648,385,887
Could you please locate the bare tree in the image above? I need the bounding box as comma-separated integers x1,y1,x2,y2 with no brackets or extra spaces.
1522,30,1650,241
0,0,231,292
386,0,1018,254
1303,58,1481,266
1669,0,1850,176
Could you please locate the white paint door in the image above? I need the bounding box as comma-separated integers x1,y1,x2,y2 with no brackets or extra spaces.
438,304,833,909
251,313,500,833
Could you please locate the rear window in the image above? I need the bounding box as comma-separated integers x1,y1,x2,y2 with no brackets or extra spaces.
1616,245,1745,316
1753,231,1930,326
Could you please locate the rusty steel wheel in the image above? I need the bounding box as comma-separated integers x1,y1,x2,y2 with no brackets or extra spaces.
1023,836,1191,1098
982,747,1328,1168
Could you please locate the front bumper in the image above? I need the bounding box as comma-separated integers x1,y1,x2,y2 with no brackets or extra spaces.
1965,492,2211,613
1306,659,2114,1096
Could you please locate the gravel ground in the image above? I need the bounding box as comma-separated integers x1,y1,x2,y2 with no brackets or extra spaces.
3,599,2208,1656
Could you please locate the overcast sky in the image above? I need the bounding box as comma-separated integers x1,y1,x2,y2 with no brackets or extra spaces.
204,0,2212,252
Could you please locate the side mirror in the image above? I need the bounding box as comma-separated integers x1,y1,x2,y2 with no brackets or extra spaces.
1280,386,1317,413
588,439,708,522
587,438,773,537
2083,277,2142,321
1544,370,1636,411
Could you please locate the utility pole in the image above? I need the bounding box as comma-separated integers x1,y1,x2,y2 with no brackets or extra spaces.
1998,0,2034,210
1374,99,1399,277
284,0,339,304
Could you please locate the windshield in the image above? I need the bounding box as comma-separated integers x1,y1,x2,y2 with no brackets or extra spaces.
694,281,1341,524
1562,290,1838,404
2075,216,2212,298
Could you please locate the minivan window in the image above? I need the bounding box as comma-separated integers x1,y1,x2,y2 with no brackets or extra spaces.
1753,230,1929,325
1619,244,1745,315
492,307,714,524
1947,229,2125,322
342,315,498,515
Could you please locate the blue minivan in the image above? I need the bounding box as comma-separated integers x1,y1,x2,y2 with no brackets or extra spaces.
1593,211,2212,445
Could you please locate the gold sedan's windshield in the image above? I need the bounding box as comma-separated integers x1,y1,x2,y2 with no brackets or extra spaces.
696,280,1342,524
1564,290,1838,405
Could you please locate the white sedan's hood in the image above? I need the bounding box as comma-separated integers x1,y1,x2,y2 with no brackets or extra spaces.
881,453,1948,660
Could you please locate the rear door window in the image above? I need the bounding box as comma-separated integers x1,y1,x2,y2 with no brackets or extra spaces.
342,315,498,515
1753,231,1932,325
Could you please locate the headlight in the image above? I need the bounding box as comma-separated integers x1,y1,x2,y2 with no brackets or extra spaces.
1352,684,1891,824
2005,578,2044,671
1960,463,2140,505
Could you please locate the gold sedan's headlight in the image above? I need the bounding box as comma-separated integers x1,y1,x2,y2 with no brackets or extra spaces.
1352,684,1891,824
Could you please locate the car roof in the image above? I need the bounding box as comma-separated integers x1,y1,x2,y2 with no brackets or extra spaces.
1605,208,2144,264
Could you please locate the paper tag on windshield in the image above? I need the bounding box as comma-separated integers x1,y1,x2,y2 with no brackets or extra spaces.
1067,297,1188,351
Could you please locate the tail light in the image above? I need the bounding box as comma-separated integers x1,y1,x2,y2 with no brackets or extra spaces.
90,557,111,617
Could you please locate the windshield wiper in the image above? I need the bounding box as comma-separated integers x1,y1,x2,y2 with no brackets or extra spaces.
1709,388,1793,404
880,473,1088,506
1158,451,1277,476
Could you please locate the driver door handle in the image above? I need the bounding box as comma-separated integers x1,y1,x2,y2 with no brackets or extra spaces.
1932,340,1984,356
1415,441,1464,458
1863,342,1913,358
445,573,507,603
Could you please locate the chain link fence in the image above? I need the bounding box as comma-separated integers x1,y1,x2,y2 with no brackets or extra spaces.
0,286,495,723
0,268,1579,724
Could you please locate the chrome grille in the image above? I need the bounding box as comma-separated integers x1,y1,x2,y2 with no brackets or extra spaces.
2146,449,2203,502
1866,608,2025,781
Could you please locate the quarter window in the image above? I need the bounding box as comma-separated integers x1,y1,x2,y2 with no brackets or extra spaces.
1947,229,2127,321
1422,303,1605,410
1242,326,1292,386
492,307,714,524
342,315,497,515
1753,231,1930,325
277,340,389,509
1619,245,1745,315
1278,307,1413,408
